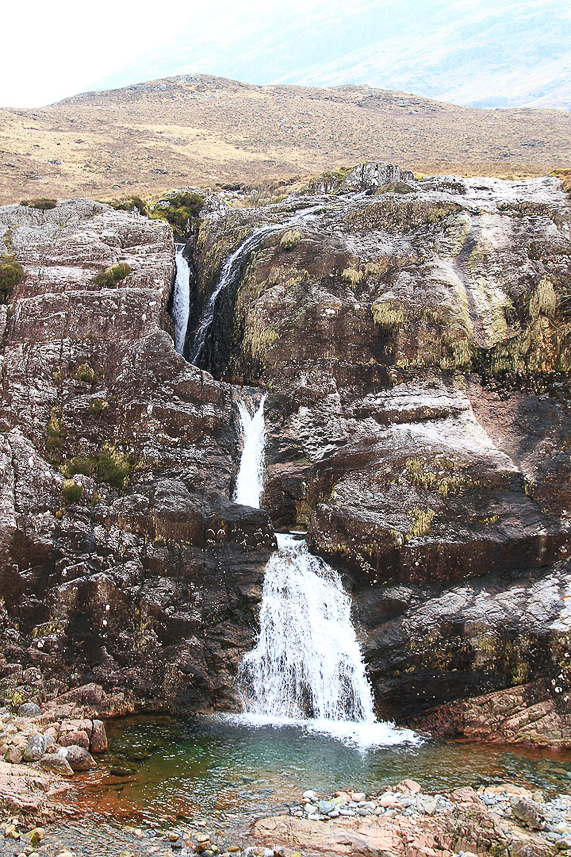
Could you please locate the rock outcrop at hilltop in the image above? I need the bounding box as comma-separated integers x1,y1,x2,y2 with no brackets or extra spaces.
0,166,570,744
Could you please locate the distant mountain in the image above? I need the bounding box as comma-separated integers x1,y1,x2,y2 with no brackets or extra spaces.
2,73,571,205
90,0,571,110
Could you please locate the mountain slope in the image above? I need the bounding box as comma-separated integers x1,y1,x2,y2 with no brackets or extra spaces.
90,0,571,110
1,74,571,204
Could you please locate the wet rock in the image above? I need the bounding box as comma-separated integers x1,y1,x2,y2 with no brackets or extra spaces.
58,744,96,771
90,719,108,752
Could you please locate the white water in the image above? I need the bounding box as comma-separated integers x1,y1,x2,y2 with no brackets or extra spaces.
189,205,321,365
238,535,419,748
233,395,266,509
232,369,417,749
172,244,190,355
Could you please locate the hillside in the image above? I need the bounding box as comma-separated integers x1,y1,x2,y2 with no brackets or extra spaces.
1,74,571,204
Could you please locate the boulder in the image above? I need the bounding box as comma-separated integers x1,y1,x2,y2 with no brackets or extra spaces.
90,720,107,753
4,745,22,764
23,733,47,762
39,754,74,777
57,745,96,771
18,703,41,717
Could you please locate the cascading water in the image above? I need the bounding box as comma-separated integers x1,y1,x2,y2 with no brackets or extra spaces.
171,244,190,355
188,205,321,366
233,398,418,747
239,533,376,723
233,395,267,509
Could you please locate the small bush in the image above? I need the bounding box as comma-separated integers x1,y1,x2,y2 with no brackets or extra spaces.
96,444,132,488
46,406,64,458
150,192,204,237
88,399,109,415
20,198,57,210
111,196,147,215
94,263,132,288
62,443,133,489
341,267,363,287
0,254,24,298
10,690,24,711
280,229,302,251
62,479,82,504
62,456,96,478
74,363,96,384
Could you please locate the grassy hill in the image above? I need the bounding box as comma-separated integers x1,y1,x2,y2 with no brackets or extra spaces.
1,74,571,204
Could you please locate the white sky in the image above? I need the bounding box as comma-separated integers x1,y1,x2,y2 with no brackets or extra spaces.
0,1,191,106
1,0,353,108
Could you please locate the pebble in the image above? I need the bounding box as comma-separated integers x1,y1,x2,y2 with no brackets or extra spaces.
302,790,318,801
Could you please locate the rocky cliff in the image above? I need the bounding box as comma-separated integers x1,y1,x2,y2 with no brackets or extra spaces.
0,200,273,712
1,164,570,743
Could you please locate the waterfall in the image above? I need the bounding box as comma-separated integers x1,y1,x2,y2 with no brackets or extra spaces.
239,534,376,722
188,205,321,366
172,244,190,355
233,397,418,747
233,395,267,509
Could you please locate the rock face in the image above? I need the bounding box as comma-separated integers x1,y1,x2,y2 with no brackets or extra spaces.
185,167,571,736
0,200,274,712
1,168,570,738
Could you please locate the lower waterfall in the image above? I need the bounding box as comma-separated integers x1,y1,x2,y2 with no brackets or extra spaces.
232,395,417,747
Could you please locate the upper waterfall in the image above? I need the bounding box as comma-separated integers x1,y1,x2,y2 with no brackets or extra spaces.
233,395,267,509
188,205,321,367
171,244,190,355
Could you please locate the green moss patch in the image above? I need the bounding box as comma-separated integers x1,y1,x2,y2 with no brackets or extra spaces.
62,443,133,489
94,263,132,288
280,229,302,250
62,479,82,504
0,254,24,300
20,198,57,210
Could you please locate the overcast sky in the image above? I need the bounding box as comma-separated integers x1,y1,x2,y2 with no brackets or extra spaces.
1,0,351,107
0,1,192,106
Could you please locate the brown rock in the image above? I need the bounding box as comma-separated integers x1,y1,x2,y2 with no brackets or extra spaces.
59,731,89,750
90,720,108,753
5,745,23,764
58,745,96,771
39,754,74,777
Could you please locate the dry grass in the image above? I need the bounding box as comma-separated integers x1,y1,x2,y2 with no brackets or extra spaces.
1,74,570,204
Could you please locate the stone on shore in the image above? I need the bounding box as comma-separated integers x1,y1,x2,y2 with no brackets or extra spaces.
39,754,74,777
58,745,96,771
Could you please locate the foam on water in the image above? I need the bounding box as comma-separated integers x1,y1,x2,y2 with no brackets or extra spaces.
222,712,419,749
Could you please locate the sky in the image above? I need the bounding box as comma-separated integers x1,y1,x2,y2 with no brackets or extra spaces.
1,0,350,107
1,0,570,109
0,1,193,107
